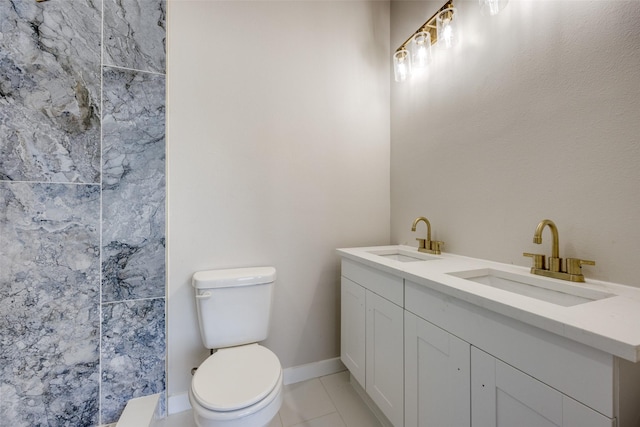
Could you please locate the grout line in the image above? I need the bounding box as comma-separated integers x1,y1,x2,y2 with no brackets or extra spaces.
318,375,349,427
98,0,105,423
103,63,166,77
287,411,341,427
0,180,100,186
101,296,166,306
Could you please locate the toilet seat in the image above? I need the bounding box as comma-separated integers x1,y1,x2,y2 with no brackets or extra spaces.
191,344,281,412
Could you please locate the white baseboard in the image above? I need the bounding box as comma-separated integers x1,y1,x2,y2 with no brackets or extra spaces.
167,357,346,415
283,357,345,385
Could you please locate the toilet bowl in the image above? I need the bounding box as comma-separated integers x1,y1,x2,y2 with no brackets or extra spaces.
189,344,283,427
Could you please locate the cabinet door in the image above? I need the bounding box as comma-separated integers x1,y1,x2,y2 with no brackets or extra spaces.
366,291,404,427
472,347,614,427
405,312,470,427
341,277,366,387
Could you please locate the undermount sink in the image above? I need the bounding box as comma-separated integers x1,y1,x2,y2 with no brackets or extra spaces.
448,268,614,307
367,248,440,262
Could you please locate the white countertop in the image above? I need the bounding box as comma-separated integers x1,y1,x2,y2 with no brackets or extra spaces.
337,245,640,363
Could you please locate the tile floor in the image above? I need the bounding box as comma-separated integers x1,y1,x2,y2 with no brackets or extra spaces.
157,371,383,427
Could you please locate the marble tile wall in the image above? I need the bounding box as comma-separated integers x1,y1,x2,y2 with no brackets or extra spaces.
101,66,166,422
103,0,166,74
102,67,166,303
0,0,101,183
0,0,166,425
0,183,101,426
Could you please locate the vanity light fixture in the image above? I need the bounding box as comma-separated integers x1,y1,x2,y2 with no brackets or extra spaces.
393,0,456,82
394,0,509,82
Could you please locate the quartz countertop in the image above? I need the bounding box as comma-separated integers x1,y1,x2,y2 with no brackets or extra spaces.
337,245,640,363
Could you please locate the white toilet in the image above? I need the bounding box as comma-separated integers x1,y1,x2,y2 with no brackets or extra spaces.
189,267,283,427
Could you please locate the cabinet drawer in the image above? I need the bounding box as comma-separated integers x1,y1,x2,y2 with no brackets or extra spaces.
405,281,615,417
342,259,403,306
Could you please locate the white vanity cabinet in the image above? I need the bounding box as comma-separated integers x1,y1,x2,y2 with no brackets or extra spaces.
340,259,404,427
339,251,640,427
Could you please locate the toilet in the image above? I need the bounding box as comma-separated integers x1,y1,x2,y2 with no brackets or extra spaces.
189,267,283,427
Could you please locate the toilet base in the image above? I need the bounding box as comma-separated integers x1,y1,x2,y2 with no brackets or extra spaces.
189,373,283,427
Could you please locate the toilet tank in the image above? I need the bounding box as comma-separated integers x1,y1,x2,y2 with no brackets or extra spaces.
192,267,276,349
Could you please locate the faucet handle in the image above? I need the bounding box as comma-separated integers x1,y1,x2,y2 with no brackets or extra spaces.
523,252,546,270
566,258,595,275
430,240,444,255
416,238,427,250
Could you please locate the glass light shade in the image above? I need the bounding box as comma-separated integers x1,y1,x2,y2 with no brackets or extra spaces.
436,7,458,49
410,31,432,69
479,0,508,16
393,49,411,82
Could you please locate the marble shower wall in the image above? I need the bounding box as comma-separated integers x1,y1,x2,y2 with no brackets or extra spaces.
0,0,101,183
0,0,166,425
101,67,166,422
0,183,101,426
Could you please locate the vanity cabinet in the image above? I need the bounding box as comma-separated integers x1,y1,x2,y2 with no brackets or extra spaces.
340,254,640,427
340,260,404,427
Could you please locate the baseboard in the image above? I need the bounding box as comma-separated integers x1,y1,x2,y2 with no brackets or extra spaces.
283,357,346,386
167,357,346,415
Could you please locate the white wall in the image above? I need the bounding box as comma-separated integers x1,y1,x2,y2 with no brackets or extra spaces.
167,1,390,398
391,1,640,286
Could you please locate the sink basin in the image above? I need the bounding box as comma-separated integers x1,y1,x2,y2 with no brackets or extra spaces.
448,268,614,307
367,248,440,262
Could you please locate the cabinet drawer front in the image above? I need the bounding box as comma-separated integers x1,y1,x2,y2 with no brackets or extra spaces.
406,281,615,417
342,259,403,306
366,291,404,427
472,346,562,427
405,312,470,427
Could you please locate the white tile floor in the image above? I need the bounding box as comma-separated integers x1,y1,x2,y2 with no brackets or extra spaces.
157,371,383,427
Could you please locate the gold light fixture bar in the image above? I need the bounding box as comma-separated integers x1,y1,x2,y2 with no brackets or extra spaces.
395,0,454,53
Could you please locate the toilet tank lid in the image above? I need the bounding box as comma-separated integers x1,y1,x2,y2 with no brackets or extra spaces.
192,267,276,289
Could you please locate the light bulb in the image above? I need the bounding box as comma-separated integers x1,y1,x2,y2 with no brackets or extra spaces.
436,7,457,49
442,22,452,44
410,31,432,70
393,49,411,82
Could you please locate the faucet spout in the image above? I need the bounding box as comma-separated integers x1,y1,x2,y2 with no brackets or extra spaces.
411,216,431,242
533,219,559,259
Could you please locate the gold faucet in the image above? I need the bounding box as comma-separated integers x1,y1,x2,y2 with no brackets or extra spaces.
411,216,444,255
523,219,595,282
